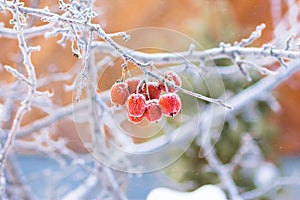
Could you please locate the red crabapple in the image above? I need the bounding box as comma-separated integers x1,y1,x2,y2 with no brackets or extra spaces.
127,113,144,124
159,70,182,93
144,100,162,123
110,82,130,106
159,93,181,117
126,77,140,94
127,93,146,117
140,82,162,100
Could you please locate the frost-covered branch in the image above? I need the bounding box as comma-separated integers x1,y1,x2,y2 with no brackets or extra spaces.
5,156,37,200
92,40,300,63
2,101,88,138
242,177,300,199
0,23,54,39
201,142,243,200
0,1,40,197
61,171,99,200
4,65,32,86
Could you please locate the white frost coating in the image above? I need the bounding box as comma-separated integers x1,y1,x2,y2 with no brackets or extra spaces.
253,162,280,188
0,104,7,121
62,174,98,200
147,185,227,200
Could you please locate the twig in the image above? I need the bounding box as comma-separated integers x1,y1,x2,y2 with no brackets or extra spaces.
234,53,252,81
284,34,295,50
200,142,243,200
4,65,32,86
61,170,99,200
227,60,300,115
0,23,54,39
241,177,300,199
237,23,266,47
13,101,88,138
74,28,93,102
228,133,263,172
5,155,37,200
100,165,128,200
107,31,130,41
236,59,277,75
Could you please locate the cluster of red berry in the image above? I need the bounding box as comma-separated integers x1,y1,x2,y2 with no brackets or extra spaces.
110,71,182,124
